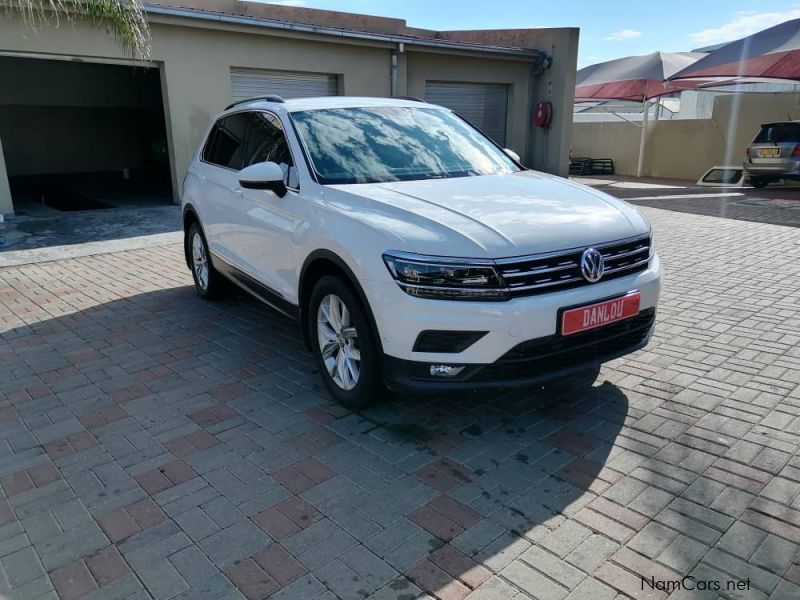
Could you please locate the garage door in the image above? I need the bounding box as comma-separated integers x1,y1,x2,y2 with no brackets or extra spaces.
230,68,338,101
425,82,509,145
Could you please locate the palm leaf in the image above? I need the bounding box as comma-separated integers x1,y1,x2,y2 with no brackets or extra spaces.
6,1,151,59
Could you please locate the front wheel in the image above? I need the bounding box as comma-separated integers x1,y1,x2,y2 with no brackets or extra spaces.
187,222,225,299
750,177,769,188
309,276,384,410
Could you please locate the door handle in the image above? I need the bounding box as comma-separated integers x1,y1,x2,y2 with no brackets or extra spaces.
231,188,243,196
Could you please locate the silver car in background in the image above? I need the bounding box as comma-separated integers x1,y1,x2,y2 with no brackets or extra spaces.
744,121,800,188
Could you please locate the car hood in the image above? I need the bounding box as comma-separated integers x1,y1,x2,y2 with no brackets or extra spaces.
327,171,650,258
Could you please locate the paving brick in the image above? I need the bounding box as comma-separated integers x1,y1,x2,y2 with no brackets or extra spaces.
316,558,377,599
274,496,322,530
749,534,796,574
138,557,189,599
126,498,166,530
567,534,620,573
595,561,666,600
565,577,617,600
573,507,635,543
1,544,45,588
134,469,172,496
502,559,568,600
409,559,471,600
710,487,756,518
174,506,219,541
589,496,650,530
409,505,465,542
0,499,16,527
628,522,679,558
519,545,584,588
717,521,768,559
252,508,300,540
338,544,398,591
197,519,270,570
51,560,99,600
163,546,216,590
703,547,780,593
272,466,316,495
253,544,308,587
429,544,490,589
98,509,140,544
656,534,707,572
414,464,465,493
85,546,130,587
539,520,592,558
627,487,674,518
761,478,800,505
2,470,34,496
225,558,279,599
427,496,481,530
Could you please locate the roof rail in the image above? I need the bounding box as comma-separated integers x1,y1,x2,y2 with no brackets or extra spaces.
225,95,286,110
395,96,425,102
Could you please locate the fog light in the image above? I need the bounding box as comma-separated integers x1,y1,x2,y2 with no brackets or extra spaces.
429,365,465,377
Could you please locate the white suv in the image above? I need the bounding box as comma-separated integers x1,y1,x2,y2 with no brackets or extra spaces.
183,96,661,408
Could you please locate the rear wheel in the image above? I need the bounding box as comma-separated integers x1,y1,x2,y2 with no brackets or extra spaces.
750,177,769,188
187,222,225,299
309,275,384,410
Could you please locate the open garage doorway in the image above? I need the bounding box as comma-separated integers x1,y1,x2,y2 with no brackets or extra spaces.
0,56,174,216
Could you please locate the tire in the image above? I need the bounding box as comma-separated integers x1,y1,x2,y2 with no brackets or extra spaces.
750,177,769,188
309,275,384,410
187,222,225,299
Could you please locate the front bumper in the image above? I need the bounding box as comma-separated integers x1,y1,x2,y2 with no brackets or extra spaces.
383,308,655,391
364,253,661,391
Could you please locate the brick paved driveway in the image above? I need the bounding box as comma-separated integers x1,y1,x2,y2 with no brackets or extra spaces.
1,206,799,600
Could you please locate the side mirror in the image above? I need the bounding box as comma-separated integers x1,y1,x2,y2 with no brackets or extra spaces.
503,148,521,163
238,162,287,198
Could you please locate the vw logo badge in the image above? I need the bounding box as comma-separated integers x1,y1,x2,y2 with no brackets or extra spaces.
580,248,605,283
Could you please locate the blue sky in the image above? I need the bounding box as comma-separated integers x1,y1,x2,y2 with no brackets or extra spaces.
252,1,800,67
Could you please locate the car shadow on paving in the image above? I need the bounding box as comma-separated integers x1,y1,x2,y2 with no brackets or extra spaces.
1,285,633,599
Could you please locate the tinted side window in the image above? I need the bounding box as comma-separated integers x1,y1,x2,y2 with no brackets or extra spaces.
243,113,293,168
203,112,251,169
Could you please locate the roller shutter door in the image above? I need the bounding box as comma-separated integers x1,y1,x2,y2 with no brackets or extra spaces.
230,68,338,101
425,81,509,145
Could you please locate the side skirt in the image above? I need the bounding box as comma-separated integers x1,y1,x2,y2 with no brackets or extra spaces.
209,253,300,321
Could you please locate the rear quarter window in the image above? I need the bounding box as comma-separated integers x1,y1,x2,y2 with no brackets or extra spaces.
202,112,251,169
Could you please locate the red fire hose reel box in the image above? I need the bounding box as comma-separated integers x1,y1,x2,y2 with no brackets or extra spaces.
535,100,553,128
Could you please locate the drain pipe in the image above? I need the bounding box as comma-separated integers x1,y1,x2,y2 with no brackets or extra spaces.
390,42,404,96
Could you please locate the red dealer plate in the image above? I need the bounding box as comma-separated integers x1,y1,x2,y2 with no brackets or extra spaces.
561,291,641,336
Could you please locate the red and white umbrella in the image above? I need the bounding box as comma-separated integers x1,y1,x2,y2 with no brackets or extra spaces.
669,18,800,86
576,51,705,101
575,52,704,177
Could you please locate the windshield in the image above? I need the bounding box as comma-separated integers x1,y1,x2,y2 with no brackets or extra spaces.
290,106,520,185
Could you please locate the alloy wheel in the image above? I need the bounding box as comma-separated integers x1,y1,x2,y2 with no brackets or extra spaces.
192,232,209,290
317,293,361,390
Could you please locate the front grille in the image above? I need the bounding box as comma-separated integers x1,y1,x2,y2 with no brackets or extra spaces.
497,235,651,298
471,308,655,382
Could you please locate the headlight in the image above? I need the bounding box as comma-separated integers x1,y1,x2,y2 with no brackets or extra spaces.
648,230,655,259
383,252,509,301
